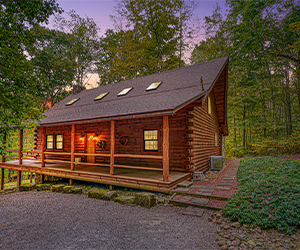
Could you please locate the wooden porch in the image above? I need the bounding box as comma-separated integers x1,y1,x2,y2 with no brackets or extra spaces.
0,160,189,193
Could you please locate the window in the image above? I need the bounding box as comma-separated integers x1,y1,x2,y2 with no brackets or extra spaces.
143,129,159,152
94,92,108,101
208,96,212,114
46,135,54,149
146,81,161,91
118,87,132,96
55,134,63,150
66,98,80,106
215,132,218,146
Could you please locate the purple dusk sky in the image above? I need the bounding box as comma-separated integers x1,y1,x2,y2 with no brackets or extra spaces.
51,0,227,37
49,0,227,87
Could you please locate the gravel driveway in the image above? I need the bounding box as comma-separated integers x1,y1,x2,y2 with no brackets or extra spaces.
0,191,219,250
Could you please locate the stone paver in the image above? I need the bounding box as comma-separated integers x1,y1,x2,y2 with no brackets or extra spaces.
180,196,193,203
192,197,209,205
182,206,205,217
177,181,193,188
174,187,191,192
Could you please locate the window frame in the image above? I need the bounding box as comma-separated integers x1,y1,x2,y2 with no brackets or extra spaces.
142,128,160,154
55,134,63,150
46,134,54,150
46,134,64,151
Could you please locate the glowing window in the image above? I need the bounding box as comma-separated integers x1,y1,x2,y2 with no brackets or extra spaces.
215,132,218,146
118,87,132,96
55,134,63,150
143,129,158,152
146,81,161,91
46,135,54,149
94,92,108,101
66,98,80,106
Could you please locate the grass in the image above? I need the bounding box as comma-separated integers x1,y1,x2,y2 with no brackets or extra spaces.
223,156,300,233
2,179,35,190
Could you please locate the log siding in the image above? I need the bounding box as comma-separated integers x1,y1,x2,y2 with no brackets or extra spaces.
187,91,221,172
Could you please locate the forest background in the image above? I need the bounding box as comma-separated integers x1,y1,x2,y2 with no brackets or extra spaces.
1,0,300,157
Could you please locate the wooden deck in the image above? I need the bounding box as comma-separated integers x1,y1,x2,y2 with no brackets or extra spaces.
0,160,190,193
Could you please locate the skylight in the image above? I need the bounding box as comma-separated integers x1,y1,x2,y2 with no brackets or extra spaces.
94,92,108,101
66,98,80,106
118,87,133,96
146,81,161,91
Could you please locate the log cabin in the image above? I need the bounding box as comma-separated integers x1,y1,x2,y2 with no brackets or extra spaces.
0,57,229,193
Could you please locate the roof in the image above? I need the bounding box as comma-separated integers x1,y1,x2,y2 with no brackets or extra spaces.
41,57,229,126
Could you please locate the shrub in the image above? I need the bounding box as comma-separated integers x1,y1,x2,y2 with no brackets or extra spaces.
223,157,300,233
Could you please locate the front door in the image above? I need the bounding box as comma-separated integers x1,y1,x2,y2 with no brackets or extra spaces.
86,133,95,163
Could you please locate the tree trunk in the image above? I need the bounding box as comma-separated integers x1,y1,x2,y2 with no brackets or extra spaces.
266,63,276,140
243,104,246,149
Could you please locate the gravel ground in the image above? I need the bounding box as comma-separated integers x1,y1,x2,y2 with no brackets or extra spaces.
0,191,219,250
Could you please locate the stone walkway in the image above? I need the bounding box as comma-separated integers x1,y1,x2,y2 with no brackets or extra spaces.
170,159,240,211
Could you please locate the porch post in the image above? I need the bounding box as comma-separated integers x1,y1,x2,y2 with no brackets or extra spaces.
110,120,115,175
0,131,6,190
71,124,75,171
163,115,169,182
17,128,23,187
1,131,6,163
41,127,46,167
19,128,23,164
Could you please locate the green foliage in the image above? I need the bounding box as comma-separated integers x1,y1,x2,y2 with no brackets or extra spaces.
191,1,300,156
0,0,62,128
98,0,196,85
227,134,300,157
54,10,101,87
223,157,300,233
27,25,75,112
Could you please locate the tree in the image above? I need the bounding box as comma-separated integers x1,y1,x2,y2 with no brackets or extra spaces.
0,0,62,129
27,25,75,112
104,0,197,77
191,0,300,156
54,10,101,87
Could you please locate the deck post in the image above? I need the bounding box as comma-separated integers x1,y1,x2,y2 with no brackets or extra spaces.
0,168,4,190
163,115,169,182
1,130,6,163
41,127,46,167
17,171,21,187
71,124,75,171
1,131,6,190
110,120,115,175
18,128,23,186
19,128,23,164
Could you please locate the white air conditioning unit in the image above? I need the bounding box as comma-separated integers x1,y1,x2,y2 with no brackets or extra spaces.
209,156,223,171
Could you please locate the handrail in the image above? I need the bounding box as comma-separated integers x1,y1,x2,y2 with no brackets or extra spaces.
114,164,163,171
74,153,110,157
44,152,71,155
114,154,163,160
5,149,19,153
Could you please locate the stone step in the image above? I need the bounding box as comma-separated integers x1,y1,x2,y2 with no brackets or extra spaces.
182,206,205,217
169,190,229,201
218,183,232,186
191,185,230,191
169,198,222,211
177,180,193,188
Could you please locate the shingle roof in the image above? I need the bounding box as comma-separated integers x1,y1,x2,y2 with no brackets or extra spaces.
41,57,228,125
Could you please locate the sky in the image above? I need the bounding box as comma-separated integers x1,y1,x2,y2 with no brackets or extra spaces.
49,0,227,87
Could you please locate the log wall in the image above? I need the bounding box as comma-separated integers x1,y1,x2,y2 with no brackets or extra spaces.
187,91,221,172
36,112,189,172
